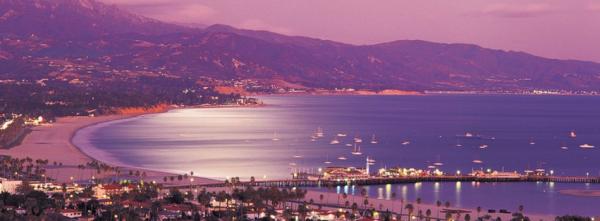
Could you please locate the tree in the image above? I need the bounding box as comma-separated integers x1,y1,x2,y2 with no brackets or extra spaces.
518,205,524,214
405,203,414,218
436,200,442,219
166,188,185,204
465,213,471,221
476,206,482,219
426,209,432,220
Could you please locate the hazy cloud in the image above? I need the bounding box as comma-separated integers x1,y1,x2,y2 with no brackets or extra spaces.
100,0,217,23
480,3,555,18
587,2,600,11
238,19,293,35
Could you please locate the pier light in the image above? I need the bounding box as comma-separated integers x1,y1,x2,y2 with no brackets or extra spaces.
486,168,491,173
190,177,194,182
456,170,461,175
586,172,590,177
549,170,554,175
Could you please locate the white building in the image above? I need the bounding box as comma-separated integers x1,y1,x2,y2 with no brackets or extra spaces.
0,178,22,194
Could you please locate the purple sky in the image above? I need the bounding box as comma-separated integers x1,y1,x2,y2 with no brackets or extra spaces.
102,0,600,62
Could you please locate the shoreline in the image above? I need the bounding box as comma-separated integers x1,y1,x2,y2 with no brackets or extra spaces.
304,190,561,221
0,104,261,184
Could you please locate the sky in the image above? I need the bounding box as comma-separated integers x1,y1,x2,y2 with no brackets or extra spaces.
101,0,600,62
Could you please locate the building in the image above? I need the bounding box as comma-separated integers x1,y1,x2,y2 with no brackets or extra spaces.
60,209,82,219
0,178,22,194
93,184,136,199
322,167,368,180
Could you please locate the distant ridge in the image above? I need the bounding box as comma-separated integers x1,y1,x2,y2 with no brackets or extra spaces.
1,0,600,91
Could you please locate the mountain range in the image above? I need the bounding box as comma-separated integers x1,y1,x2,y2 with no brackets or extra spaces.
2,0,600,91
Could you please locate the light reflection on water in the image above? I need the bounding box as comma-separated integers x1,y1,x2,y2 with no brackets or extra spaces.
323,182,600,216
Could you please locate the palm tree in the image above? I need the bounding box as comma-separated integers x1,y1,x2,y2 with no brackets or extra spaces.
391,192,397,212
416,197,422,216
465,214,471,221
436,200,442,220
319,194,324,205
405,203,414,220
426,209,432,221
518,205,524,214
476,206,481,219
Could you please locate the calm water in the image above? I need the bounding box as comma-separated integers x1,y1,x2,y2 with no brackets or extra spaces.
73,95,600,215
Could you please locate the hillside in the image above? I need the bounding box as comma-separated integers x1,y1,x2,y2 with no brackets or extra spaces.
1,0,600,91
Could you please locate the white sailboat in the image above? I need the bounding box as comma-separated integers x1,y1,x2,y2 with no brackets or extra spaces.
351,144,363,155
330,137,340,144
370,134,378,144
570,130,577,138
337,133,347,137
401,140,411,145
354,136,363,143
337,156,347,160
315,127,324,138
580,144,595,149
272,132,280,141
479,144,488,149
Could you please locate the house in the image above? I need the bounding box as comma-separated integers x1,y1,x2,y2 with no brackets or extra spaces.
93,184,136,199
60,209,82,219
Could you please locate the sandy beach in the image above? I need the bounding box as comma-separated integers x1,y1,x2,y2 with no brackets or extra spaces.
0,114,218,185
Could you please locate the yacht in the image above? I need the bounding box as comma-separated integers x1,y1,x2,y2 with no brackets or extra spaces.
560,146,569,150
292,155,302,158
337,156,347,160
370,134,378,144
401,141,411,145
479,144,488,149
345,143,353,147
272,132,280,141
351,144,363,155
579,144,595,149
529,138,535,145
315,127,324,137
433,162,444,166
354,137,363,143
570,131,577,138
337,133,347,137
330,137,340,144
472,160,483,164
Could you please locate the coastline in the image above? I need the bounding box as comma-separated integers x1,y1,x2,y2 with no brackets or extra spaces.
304,190,559,221
0,107,226,184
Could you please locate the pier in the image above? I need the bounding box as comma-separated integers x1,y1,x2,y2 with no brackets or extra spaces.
167,175,600,189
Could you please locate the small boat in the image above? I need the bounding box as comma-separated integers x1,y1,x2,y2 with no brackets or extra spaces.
465,132,474,138
570,131,577,138
455,139,463,147
330,137,340,144
560,146,569,150
479,144,488,149
292,155,302,158
315,127,324,137
370,134,378,144
427,165,436,169
289,162,297,166
472,160,483,164
337,133,347,137
272,132,280,141
580,144,595,149
433,162,444,166
351,144,363,155
324,160,332,164
345,143,353,147
402,141,411,145
337,156,347,160
529,137,535,145
354,137,363,143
